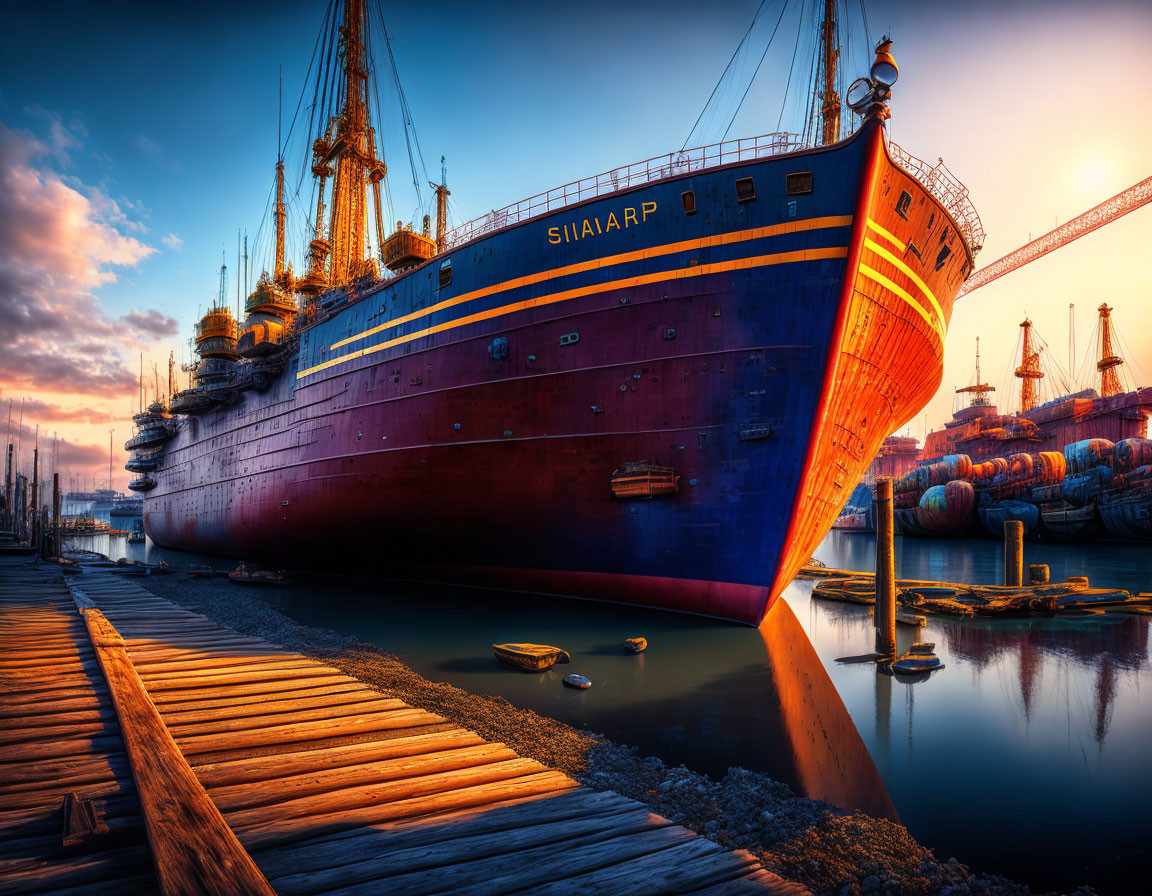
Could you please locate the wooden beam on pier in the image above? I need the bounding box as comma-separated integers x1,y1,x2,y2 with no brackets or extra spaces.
75,596,276,896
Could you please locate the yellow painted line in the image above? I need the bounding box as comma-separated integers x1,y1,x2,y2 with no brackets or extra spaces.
866,218,906,252
862,237,945,326
858,262,945,342
330,215,854,350
300,245,849,380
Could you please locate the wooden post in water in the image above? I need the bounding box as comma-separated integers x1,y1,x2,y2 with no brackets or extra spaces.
1003,520,1024,586
30,447,39,552
3,443,11,531
875,477,897,657
1028,563,1049,585
52,473,61,559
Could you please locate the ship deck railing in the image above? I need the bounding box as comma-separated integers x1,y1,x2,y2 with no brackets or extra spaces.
443,132,804,250
886,142,985,252
444,129,984,256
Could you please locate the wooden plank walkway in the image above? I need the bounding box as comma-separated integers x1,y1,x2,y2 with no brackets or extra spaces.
0,556,807,895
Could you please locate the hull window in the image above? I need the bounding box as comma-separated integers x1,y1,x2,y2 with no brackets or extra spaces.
735,177,756,202
786,172,813,195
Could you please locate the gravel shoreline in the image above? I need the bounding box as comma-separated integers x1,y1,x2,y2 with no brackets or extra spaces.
139,574,1096,896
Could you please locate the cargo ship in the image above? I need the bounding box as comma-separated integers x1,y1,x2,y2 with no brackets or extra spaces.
128,0,982,623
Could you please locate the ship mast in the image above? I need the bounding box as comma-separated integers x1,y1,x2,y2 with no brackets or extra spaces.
1096,303,1124,397
431,156,450,253
298,0,387,297
819,0,841,145
955,337,995,408
1015,318,1044,413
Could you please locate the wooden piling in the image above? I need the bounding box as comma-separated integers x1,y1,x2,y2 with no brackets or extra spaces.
53,472,61,558
3,443,11,531
874,478,896,657
30,447,39,551
1028,563,1049,585
1003,520,1024,587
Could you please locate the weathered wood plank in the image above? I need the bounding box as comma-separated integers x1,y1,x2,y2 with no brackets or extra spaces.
144,680,367,713
323,825,695,896
141,666,360,693
0,845,154,896
163,697,408,735
235,770,579,850
518,835,756,896
196,729,486,789
209,743,520,812
173,706,444,755
268,806,665,895
249,788,633,870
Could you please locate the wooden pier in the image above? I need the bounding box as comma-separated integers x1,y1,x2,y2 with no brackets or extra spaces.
0,556,806,896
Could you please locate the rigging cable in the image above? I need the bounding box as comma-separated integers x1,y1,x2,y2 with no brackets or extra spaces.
682,0,770,150
722,0,793,140
775,1,807,130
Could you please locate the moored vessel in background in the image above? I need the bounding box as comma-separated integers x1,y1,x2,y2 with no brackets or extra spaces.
132,0,983,623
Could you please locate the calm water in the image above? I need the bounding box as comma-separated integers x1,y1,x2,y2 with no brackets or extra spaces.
67,513,1151,893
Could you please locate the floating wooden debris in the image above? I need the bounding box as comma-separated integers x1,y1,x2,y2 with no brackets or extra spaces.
625,637,647,654
110,557,172,576
492,643,572,672
228,562,291,586
891,655,944,675
909,642,936,655
188,565,227,578
563,673,592,689
895,611,926,627
812,573,1152,618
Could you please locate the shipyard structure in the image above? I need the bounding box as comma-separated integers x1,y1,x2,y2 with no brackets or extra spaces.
125,0,983,623
836,307,1152,541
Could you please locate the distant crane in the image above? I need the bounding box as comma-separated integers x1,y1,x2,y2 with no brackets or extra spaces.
1014,319,1044,413
955,337,995,407
958,175,1152,297
1096,303,1124,397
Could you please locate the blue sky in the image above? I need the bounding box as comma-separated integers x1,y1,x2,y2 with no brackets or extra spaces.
2,0,1150,483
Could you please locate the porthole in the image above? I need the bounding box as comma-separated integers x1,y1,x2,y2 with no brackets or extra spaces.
786,172,813,195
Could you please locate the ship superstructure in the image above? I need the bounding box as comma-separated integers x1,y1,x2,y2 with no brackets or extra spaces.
129,0,983,623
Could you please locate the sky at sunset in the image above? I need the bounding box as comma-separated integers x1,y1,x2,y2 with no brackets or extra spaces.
1,0,1150,491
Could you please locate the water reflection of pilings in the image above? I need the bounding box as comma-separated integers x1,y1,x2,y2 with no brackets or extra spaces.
939,614,1147,743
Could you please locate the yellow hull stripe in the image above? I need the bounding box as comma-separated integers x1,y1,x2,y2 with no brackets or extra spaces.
300,245,849,380
865,218,906,252
330,215,854,351
861,237,946,326
858,262,945,342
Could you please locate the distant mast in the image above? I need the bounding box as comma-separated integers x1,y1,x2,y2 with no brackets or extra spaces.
955,337,995,408
1096,303,1124,397
1015,318,1044,413
819,0,841,145
432,156,450,252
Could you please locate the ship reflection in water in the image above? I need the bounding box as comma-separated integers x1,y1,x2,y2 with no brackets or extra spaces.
807,530,1150,894
68,525,1149,893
